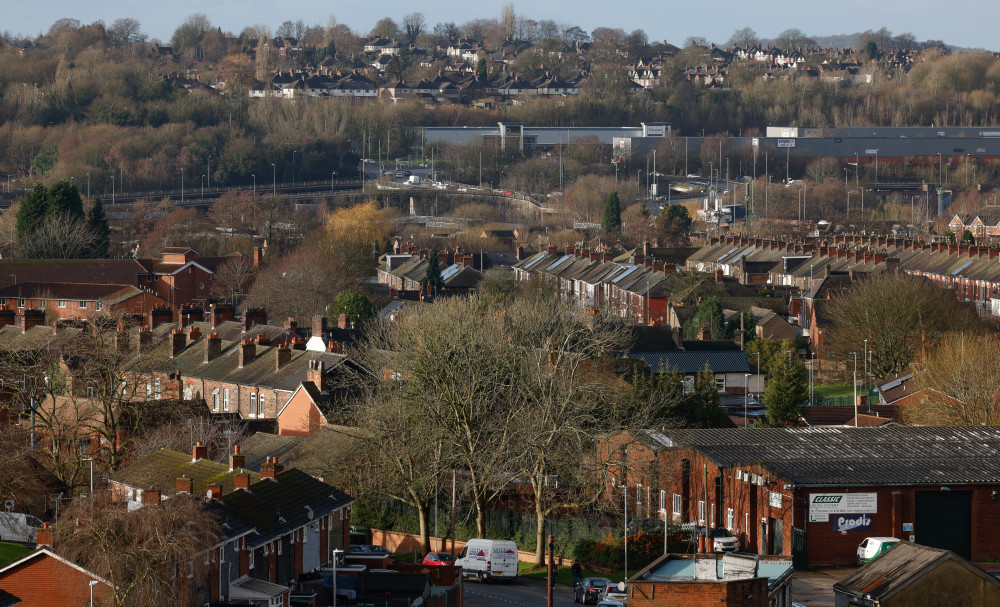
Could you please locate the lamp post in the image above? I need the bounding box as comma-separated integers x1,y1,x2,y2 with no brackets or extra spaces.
201,174,205,200
622,480,628,582
853,352,858,424
86,173,90,199
330,547,343,607
89,579,98,607
111,175,115,206
291,150,296,186
744,373,751,427
272,163,276,198
119,161,124,196
252,174,255,196
180,168,184,204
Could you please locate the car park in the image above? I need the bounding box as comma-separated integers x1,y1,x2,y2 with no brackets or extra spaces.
575,577,611,604
857,537,899,564
422,552,455,566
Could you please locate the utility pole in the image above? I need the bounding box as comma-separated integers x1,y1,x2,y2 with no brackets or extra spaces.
450,469,457,555
546,534,555,607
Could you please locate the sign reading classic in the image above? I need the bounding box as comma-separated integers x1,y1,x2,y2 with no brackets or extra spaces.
809,493,878,515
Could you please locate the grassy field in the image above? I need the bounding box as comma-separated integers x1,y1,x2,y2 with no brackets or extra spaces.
0,542,31,566
812,383,856,400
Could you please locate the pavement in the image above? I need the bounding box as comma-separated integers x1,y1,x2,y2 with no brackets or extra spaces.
791,567,855,607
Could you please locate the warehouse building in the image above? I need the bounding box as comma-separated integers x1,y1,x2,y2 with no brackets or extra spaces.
602,427,1000,566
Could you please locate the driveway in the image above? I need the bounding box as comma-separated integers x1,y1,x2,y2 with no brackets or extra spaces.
792,567,855,606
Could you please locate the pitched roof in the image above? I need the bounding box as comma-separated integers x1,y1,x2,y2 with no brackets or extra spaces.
239,432,303,470
216,468,353,547
625,350,749,374
639,426,1000,486
0,282,138,301
834,542,1000,600
110,449,261,496
0,588,18,607
0,547,111,586
0,259,149,290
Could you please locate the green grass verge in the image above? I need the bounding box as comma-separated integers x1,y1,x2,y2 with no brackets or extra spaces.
0,542,31,567
517,561,637,584
812,383,855,400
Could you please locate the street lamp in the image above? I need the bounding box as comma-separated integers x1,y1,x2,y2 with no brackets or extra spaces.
744,373,752,427
89,579,98,607
291,150,296,186
622,480,628,582
86,173,90,199
330,547,344,607
863,339,869,396
272,163,276,198
111,175,115,206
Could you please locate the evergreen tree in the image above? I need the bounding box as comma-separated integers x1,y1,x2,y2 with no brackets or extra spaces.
763,353,808,427
476,57,488,79
87,198,111,258
326,289,376,323
602,190,621,232
46,181,84,219
16,183,50,240
686,364,723,427
424,247,444,295
324,39,336,59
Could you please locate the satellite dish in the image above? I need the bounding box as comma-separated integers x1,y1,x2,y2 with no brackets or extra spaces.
618,581,626,591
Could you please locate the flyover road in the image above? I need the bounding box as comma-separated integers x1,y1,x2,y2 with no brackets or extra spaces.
464,578,580,607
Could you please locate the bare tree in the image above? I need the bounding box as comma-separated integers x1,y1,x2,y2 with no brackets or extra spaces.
18,212,99,259
107,18,146,47
728,27,759,48
214,255,259,303
56,493,220,607
402,13,425,42
903,332,1000,425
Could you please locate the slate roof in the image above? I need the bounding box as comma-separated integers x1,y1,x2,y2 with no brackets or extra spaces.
110,449,261,496
834,542,1000,601
239,432,303,470
0,259,149,290
215,468,354,547
640,427,1000,486
0,324,83,352
625,350,749,374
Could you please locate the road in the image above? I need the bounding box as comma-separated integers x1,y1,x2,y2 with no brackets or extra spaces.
464,578,579,607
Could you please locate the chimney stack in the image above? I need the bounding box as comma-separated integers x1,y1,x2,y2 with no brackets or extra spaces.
210,303,236,328
307,359,327,391
312,314,327,338
19,309,45,334
0,308,16,328
206,484,222,500
180,305,204,325
261,456,284,480
136,330,153,355
170,329,186,358
148,306,172,330
284,317,298,331
204,333,222,363
229,445,245,471
338,314,351,329
176,475,194,495
141,489,161,505
238,339,256,368
35,522,53,547
234,471,251,491
275,345,292,370
253,246,264,267
242,307,267,331
192,441,208,461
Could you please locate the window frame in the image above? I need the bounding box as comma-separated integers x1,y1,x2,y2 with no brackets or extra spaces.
79,300,88,309
213,388,220,411
223,388,230,412
57,300,67,308
698,500,706,524
672,494,682,516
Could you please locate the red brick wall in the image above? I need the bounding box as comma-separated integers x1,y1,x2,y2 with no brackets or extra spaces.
628,578,766,607
0,552,113,607
277,389,326,436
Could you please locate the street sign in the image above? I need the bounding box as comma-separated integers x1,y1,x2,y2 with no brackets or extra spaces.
777,139,795,148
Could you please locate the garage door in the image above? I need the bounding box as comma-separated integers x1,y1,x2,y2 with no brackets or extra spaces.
914,490,972,558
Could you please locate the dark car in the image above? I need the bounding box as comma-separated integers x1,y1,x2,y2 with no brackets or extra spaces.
574,577,611,604
422,552,454,566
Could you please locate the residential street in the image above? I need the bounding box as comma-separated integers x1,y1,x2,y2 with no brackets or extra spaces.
464,578,579,607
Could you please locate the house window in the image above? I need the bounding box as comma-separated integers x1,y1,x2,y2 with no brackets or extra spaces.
0,298,5,306
146,381,152,397
727,508,734,530
715,377,725,392
277,541,282,555
213,388,220,411
17,298,24,308
154,378,161,400
698,500,706,523
223,388,230,411
249,550,255,568
259,394,265,416
80,300,88,309
57,300,66,308
250,393,257,416
96,301,103,311
659,490,666,512
86,386,95,398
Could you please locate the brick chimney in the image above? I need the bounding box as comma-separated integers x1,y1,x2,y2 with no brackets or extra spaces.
229,445,245,471
643,241,651,257
516,246,525,260
602,252,614,262
547,243,557,254
275,345,292,369
204,333,222,362
180,305,204,325
328,340,342,353
291,337,306,350
243,307,267,331
234,471,251,491
338,314,351,329
253,246,264,267
308,359,327,391
141,489,161,505
210,303,236,328
206,484,222,500
284,317,298,331
148,306,172,329
136,330,153,355
699,326,712,341
238,339,256,368
170,329,186,358
19,309,45,333
192,441,208,461
187,326,201,341
261,456,284,480
0,308,15,328
177,475,194,495
312,315,327,339
36,522,53,547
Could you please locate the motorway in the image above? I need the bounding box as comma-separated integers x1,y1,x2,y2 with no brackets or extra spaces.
465,578,579,607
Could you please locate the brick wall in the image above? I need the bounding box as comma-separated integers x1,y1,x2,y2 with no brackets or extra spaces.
0,552,113,607
628,577,767,607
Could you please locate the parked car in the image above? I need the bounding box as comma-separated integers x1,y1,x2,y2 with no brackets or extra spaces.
456,539,518,582
857,537,899,564
346,544,391,556
708,528,739,553
422,552,455,566
575,577,611,604
602,581,628,602
0,512,42,544
596,602,625,607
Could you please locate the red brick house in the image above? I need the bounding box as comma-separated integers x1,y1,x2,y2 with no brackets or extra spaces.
0,282,170,321
601,427,1000,566
0,548,113,607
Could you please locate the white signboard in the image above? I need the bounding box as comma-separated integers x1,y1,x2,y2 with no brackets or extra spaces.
809,512,829,523
769,492,782,508
777,139,796,148
809,493,878,515
865,149,878,155
752,138,760,149
646,125,665,136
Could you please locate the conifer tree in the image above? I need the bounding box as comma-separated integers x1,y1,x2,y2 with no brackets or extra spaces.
602,190,621,232
424,247,444,295
87,198,111,258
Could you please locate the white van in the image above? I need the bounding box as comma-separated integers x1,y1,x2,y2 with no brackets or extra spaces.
456,539,518,582
0,512,43,544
